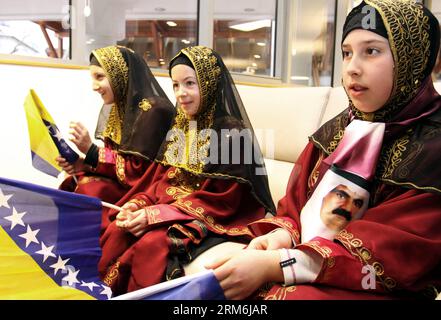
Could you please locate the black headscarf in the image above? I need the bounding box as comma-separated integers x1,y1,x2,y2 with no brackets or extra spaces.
158,46,275,214
340,0,440,122
342,1,388,42
90,45,175,161
311,0,441,194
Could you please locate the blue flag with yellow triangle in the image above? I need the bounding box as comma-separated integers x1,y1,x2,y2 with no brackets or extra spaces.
23,89,79,177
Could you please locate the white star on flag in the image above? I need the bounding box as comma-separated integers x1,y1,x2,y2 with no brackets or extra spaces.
50,256,70,276
18,225,40,247
35,241,56,262
100,285,113,299
81,281,99,292
3,207,26,230
62,267,80,287
53,128,63,141
0,188,13,209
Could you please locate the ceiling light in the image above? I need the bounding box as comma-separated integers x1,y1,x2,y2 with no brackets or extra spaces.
84,0,91,17
254,54,261,59
166,21,177,27
181,39,191,44
229,19,271,32
291,76,310,81
257,42,266,47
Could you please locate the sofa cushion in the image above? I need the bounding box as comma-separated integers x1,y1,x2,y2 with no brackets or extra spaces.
434,81,441,94
238,85,331,163
320,86,348,126
264,158,294,206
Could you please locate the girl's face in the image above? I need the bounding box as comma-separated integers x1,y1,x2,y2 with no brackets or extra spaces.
342,29,395,114
171,64,201,119
90,65,115,105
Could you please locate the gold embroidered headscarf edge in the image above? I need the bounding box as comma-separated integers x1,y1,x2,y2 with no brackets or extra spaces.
91,46,129,145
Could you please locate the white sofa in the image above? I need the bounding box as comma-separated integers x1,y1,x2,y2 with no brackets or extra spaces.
1,63,440,290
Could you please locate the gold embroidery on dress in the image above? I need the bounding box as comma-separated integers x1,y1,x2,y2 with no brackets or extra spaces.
166,186,191,200
98,147,106,163
301,241,332,258
77,176,107,185
310,112,349,156
171,198,251,236
327,129,344,154
167,168,204,193
127,198,147,209
378,131,411,180
144,207,162,224
138,98,152,112
255,218,300,243
307,151,325,197
169,223,199,243
173,198,205,217
115,154,126,184
336,230,397,291
265,286,297,300
103,261,120,286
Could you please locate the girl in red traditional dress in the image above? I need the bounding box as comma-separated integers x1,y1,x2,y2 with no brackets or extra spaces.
56,46,175,231
98,46,275,296
209,0,441,300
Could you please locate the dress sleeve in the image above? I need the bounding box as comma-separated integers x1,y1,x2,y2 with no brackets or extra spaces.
169,178,266,238
86,146,118,177
89,146,150,187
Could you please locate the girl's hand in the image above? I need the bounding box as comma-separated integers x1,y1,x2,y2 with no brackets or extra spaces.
69,121,93,154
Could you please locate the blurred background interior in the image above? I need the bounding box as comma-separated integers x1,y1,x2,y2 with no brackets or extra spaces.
0,0,439,86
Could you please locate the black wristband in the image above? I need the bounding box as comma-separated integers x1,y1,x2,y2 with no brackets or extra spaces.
84,143,99,168
280,257,296,268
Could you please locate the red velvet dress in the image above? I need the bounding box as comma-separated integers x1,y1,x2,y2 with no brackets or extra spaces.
99,166,266,295
59,142,169,232
249,142,441,299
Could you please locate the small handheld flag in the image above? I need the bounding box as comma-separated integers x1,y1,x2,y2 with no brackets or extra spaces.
24,89,79,177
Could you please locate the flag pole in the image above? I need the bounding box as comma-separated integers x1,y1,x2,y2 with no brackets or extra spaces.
102,201,123,212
